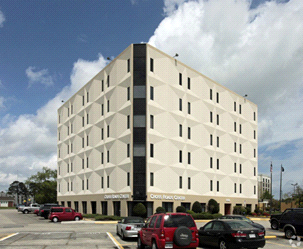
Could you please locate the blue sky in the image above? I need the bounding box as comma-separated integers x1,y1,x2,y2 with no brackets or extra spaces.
0,0,302,199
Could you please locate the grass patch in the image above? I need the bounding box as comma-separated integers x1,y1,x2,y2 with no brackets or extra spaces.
83,214,123,221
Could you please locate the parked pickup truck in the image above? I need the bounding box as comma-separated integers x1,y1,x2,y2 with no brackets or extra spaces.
20,204,40,214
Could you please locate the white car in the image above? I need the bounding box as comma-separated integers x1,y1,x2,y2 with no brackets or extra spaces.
116,216,145,239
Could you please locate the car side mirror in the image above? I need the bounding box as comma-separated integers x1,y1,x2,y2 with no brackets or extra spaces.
199,227,204,231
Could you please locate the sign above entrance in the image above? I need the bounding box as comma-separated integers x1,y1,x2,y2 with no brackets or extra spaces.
150,194,185,201
104,194,130,200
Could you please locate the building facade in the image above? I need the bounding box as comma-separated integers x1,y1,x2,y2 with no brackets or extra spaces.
57,44,258,216
258,174,271,201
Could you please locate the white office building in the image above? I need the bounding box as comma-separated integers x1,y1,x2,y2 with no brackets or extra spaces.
57,44,258,216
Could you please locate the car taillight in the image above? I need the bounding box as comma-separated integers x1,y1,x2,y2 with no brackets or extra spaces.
258,232,265,237
231,232,247,238
125,226,132,230
160,229,165,239
41,210,44,213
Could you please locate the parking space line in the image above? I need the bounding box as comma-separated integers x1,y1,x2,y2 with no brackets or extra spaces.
0,233,19,242
107,232,124,249
266,240,296,248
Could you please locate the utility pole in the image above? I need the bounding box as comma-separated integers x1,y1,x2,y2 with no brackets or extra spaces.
270,162,273,214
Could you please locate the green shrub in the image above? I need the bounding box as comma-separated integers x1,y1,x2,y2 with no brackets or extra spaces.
132,203,146,217
233,206,246,215
192,201,202,213
156,206,166,214
176,206,186,213
212,213,223,219
207,199,219,214
186,210,195,215
94,215,122,221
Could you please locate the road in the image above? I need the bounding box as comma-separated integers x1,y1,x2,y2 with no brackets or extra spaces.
0,209,301,249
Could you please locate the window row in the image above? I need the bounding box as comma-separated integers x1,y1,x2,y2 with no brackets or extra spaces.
179,125,191,139
150,173,191,189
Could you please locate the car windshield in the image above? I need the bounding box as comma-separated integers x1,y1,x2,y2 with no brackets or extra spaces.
124,217,144,223
164,215,195,228
227,221,255,229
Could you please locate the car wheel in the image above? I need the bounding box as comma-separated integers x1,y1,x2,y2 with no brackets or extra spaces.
271,220,279,230
151,240,158,249
52,217,59,223
137,236,145,249
219,240,228,249
121,230,126,240
173,226,192,246
24,210,29,214
285,228,295,239
74,216,80,221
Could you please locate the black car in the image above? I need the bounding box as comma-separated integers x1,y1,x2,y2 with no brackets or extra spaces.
199,219,265,249
278,208,303,239
39,203,61,219
219,215,265,234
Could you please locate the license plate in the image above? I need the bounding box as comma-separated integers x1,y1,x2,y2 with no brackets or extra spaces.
249,234,256,238
165,244,173,248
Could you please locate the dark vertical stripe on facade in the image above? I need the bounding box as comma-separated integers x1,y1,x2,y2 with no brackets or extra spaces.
133,44,147,201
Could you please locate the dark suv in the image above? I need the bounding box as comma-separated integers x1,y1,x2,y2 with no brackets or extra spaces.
39,203,61,219
138,212,199,249
276,208,303,239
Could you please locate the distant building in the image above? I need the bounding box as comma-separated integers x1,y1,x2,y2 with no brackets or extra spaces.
57,44,258,216
258,174,271,201
0,192,14,207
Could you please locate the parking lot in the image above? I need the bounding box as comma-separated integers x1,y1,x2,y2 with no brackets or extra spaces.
0,209,301,249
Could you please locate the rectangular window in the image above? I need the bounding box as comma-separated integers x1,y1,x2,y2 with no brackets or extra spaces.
102,80,104,92
150,115,154,129
217,136,219,147
254,185,256,195
82,95,84,106
179,73,182,86
71,124,73,133
216,92,219,103
127,115,130,129
67,126,69,135
107,125,109,137
68,107,70,117
87,157,89,168
210,180,213,191
107,150,109,163
210,111,213,123
107,175,109,188
254,148,256,158
101,152,104,164
234,142,236,152
240,144,242,154
234,163,237,172
101,104,104,116
107,75,110,87
234,122,236,132
150,86,154,100
188,177,191,189
210,157,213,168
87,114,89,124
217,158,219,169
254,112,256,121
101,128,104,140
86,135,89,146
107,100,110,112
101,176,104,188
254,167,256,176
127,59,130,72
179,150,182,163
127,87,130,101
188,152,191,164
150,172,154,186
234,183,237,193
234,102,236,112
67,163,69,173
254,130,256,139
217,114,219,125
67,145,69,154
187,77,191,89
82,180,84,190
150,144,154,158
179,124,182,137
210,89,212,100
127,172,130,186
239,124,242,134
82,116,84,127
179,176,182,188
150,58,154,72
217,181,219,192
240,184,242,193
82,158,84,169
179,98,182,111
87,92,89,103
127,144,130,157
188,102,191,114
71,182,73,191
188,127,191,139
240,164,242,174
210,134,213,146
239,104,242,114
87,179,89,190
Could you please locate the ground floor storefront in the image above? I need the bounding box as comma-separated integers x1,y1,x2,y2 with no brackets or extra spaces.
57,193,258,217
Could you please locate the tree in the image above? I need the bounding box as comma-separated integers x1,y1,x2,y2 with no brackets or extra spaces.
7,181,28,204
132,203,146,217
25,167,57,204
261,190,273,200
192,201,202,213
207,199,219,214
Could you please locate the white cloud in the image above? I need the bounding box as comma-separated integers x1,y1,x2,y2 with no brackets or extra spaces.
0,9,5,27
0,54,107,191
25,67,54,88
149,0,303,146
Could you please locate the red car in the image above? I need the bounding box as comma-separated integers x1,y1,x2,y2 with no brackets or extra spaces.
138,212,199,249
49,207,83,222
